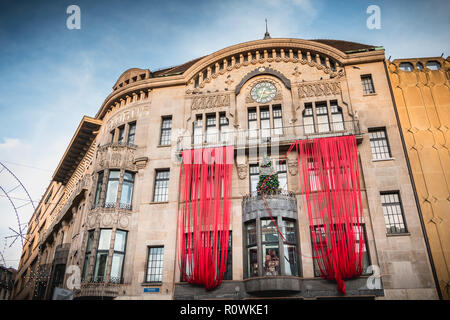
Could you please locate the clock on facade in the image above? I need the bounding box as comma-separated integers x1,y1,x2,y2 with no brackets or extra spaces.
250,82,277,103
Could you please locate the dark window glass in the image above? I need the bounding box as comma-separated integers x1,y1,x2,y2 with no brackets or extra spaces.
426,61,441,70
127,122,136,145
160,116,172,146
361,74,375,94
369,128,391,160
110,130,115,143
399,62,414,72
94,171,104,208
219,112,229,142
153,169,170,202
381,192,407,234
146,246,164,283
117,126,125,144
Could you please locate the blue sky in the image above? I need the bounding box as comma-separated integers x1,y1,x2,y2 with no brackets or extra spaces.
0,0,448,267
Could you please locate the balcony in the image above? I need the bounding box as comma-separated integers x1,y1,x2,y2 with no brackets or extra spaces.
242,190,298,223
177,120,361,152
76,277,125,299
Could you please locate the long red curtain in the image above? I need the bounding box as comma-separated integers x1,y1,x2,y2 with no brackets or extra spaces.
178,146,234,290
295,135,365,293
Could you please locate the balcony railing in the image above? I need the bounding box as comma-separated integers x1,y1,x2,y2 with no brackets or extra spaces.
177,120,361,151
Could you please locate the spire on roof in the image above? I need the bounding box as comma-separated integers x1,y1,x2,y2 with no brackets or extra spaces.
264,18,271,39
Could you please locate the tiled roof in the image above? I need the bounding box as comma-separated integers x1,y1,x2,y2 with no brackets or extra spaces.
150,39,378,78
309,39,378,53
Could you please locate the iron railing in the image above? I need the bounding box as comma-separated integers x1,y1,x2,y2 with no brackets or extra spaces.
177,120,361,151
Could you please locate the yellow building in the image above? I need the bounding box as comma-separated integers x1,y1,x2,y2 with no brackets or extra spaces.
387,57,450,299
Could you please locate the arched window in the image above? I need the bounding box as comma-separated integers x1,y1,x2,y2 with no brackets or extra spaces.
426,60,441,70
399,62,414,72
416,62,424,70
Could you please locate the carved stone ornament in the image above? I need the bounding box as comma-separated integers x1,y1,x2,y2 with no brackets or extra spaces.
191,93,231,110
297,81,341,98
288,159,298,176
237,164,248,180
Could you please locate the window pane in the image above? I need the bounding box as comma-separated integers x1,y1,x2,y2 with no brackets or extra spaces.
110,253,124,282
361,75,375,94
249,164,259,193
146,247,164,283
160,117,172,145
98,229,112,250
283,245,298,276
154,170,170,202
94,171,103,207
246,222,257,245
248,247,258,277
369,128,391,159
261,219,278,242
114,230,127,252
94,252,108,281
381,192,407,234
262,244,280,276
128,122,136,145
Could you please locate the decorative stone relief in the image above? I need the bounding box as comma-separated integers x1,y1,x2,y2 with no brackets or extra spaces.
297,81,341,98
288,159,298,176
96,144,137,171
119,215,129,229
237,164,248,180
190,93,231,110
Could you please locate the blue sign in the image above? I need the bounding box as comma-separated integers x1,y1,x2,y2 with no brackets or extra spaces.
144,287,160,293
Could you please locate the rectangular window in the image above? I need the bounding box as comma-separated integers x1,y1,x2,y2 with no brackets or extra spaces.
117,125,125,144
82,230,95,281
110,230,127,283
248,108,258,139
277,160,287,191
127,122,136,145
93,229,112,282
261,219,280,276
246,222,258,277
119,171,134,210
312,224,371,276
219,112,229,143
260,107,270,139
153,169,170,202
94,171,104,208
146,246,164,283
104,170,120,208
249,164,259,193
330,101,344,131
369,128,392,160
273,105,283,135
193,114,203,145
282,219,299,276
303,103,315,134
159,116,172,146
361,74,375,94
205,113,217,144
381,192,407,234
316,101,330,133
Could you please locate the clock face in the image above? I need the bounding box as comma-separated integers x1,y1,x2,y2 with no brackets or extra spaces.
250,82,277,103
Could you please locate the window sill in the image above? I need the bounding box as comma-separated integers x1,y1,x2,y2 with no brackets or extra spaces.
372,157,395,162
157,144,171,148
386,232,410,237
141,282,162,286
149,201,169,205
363,92,377,96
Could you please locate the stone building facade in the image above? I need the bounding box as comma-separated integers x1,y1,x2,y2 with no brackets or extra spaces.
12,37,439,300
387,57,450,299
0,266,16,300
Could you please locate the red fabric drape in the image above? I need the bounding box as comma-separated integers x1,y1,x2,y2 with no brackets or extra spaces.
295,135,364,293
178,146,234,290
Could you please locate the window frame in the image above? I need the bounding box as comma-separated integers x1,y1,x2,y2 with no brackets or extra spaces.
153,169,170,202
368,127,392,160
145,246,164,284
159,116,172,146
361,74,376,95
381,191,408,235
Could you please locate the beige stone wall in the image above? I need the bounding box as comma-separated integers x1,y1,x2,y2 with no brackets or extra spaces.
15,39,440,300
